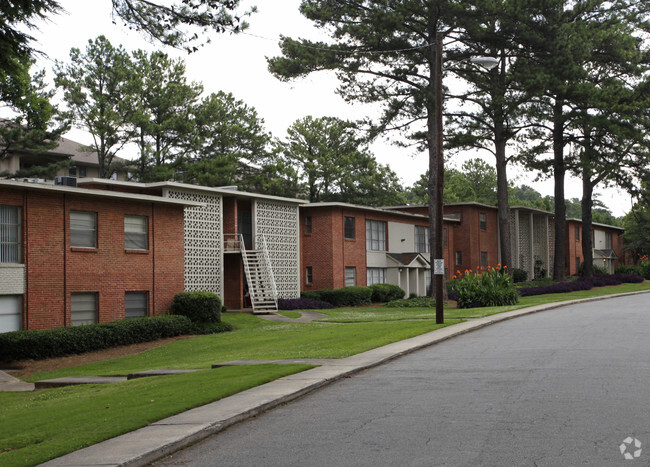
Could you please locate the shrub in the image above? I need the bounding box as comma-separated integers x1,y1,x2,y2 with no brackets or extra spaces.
172,291,222,323
512,268,528,283
518,280,593,297
615,265,642,276
384,296,436,308
370,284,405,303
455,268,519,308
278,298,334,310
301,286,373,307
0,315,196,363
612,273,644,283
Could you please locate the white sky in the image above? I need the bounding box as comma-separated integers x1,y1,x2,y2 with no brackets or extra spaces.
26,0,634,216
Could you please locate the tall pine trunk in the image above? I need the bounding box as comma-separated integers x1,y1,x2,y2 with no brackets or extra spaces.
552,98,566,281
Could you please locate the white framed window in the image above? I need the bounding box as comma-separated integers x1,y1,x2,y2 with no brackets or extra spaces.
415,226,429,253
305,266,313,284
367,267,386,285
71,292,98,326
0,205,21,263
480,251,488,268
455,251,462,266
366,220,386,251
305,216,312,235
70,211,97,248
125,292,148,318
125,215,148,250
345,267,356,287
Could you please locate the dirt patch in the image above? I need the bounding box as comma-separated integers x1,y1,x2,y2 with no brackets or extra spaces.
1,335,195,380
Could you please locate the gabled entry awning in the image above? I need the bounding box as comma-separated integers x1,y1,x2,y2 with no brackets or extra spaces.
386,252,430,268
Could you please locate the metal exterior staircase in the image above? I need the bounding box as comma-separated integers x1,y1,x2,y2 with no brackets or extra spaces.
240,234,278,314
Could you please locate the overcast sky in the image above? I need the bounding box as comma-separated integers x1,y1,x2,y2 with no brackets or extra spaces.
26,0,633,216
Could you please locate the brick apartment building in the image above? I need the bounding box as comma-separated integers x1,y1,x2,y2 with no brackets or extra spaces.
0,180,198,332
77,179,305,312
387,203,627,279
300,203,459,297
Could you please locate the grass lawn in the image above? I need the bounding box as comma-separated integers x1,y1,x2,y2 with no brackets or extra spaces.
0,364,312,467
1,281,648,466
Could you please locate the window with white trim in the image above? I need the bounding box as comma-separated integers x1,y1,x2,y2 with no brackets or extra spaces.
305,216,312,235
455,251,462,266
125,292,148,318
479,212,487,230
71,293,98,326
125,215,148,250
366,267,386,285
345,267,356,287
415,226,429,253
70,211,97,248
0,205,21,263
366,220,386,251
305,266,313,285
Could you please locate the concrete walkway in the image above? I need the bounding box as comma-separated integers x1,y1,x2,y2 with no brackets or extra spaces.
35,289,650,467
0,369,34,392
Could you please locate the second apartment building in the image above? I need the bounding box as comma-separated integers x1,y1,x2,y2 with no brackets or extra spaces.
300,203,458,297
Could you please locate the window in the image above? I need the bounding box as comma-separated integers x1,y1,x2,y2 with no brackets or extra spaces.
125,215,148,250
575,227,580,242
0,205,21,263
305,266,313,285
605,232,612,249
367,267,386,285
479,212,487,230
415,226,429,253
344,217,355,239
70,211,97,248
345,267,356,287
305,216,312,235
125,292,148,318
455,251,462,266
71,293,98,326
366,220,386,251
480,251,488,268
443,228,447,248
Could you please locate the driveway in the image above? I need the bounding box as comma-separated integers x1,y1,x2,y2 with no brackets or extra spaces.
154,293,650,466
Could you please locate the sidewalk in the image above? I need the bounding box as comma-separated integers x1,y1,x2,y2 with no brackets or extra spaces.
17,289,649,466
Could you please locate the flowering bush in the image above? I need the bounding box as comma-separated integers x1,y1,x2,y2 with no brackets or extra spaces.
453,266,519,308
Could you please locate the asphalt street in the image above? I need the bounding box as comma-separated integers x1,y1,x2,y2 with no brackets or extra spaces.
154,293,650,467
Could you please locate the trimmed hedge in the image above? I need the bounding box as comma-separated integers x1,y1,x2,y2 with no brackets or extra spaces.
512,268,528,283
370,284,405,303
0,315,196,363
278,298,334,310
171,291,222,323
301,286,373,307
616,263,650,280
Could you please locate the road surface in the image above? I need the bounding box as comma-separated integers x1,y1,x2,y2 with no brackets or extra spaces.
154,294,650,466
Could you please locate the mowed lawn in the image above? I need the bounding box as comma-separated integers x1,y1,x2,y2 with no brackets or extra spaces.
1,281,649,466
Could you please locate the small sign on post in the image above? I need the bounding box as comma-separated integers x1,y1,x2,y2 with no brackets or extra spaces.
433,259,445,275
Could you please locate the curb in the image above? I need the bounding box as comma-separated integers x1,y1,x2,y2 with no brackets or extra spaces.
40,289,650,466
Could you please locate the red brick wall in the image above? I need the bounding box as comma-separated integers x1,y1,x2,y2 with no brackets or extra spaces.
1,187,185,330
301,208,335,290
445,205,499,273
566,220,583,275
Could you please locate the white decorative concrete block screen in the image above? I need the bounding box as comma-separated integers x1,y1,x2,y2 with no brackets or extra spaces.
168,190,223,296
254,200,300,298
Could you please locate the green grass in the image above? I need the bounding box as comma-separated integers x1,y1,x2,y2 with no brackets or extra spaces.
277,310,302,319
0,364,312,467
2,281,648,466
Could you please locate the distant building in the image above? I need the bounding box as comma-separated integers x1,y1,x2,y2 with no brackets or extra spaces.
0,136,128,181
300,203,459,296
